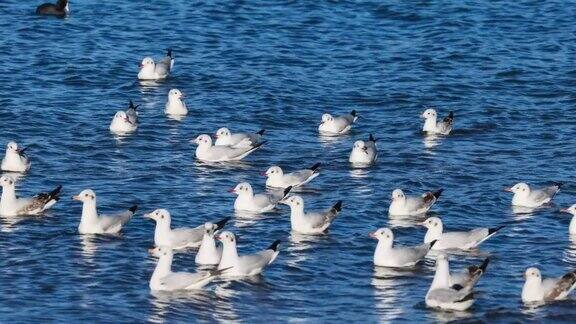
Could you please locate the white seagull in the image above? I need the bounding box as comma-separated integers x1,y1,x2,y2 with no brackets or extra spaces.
421,109,454,135
73,189,136,234
149,246,227,291
369,227,436,268
192,134,265,162
0,176,61,216
1,141,31,173
145,209,230,250
217,231,280,277
560,204,576,235
422,217,504,250
522,267,576,304
231,182,292,213
138,49,174,80
280,195,342,234
215,128,265,148
349,134,377,165
196,219,230,265
165,89,188,116
425,254,487,311
263,163,321,189
110,100,139,134
504,182,562,208
318,110,358,136
388,188,443,216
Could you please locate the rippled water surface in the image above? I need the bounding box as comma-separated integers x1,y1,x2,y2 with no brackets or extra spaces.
1,0,576,322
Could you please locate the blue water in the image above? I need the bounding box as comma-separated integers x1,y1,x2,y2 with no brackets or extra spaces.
1,0,576,322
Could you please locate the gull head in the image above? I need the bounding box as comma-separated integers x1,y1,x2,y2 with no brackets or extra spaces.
192,134,212,146
353,140,368,153
72,189,96,202
139,57,155,69
6,141,18,153
168,89,184,100
321,113,333,124
204,222,218,235
560,204,576,216
229,182,252,196
263,166,283,177
504,182,530,195
421,108,437,119
148,246,173,258
422,216,442,229
215,127,231,139
391,189,405,201
216,231,236,245
114,111,131,124
0,175,15,188
280,195,304,208
144,209,171,223
524,267,541,282
369,227,393,242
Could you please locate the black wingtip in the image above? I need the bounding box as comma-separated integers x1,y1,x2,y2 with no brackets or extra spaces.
332,200,343,212
210,266,233,276
251,140,267,150
256,129,266,136
166,48,173,58
50,185,63,201
18,147,29,157
432,189,443,199
459,292,474,302
369,134,376,142
488,225,505,235
267,240,281,251
215,217,231,230
283,186,293,198
129,205,138,213
448,111,454,119
553,182,564,189
429,239,438,248
309,163,321,172
350,109,357,117
479,258,490,272
128,99,139,110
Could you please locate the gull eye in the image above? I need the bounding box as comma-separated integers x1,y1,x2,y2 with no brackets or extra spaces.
296,202,300,205
84,194,88,197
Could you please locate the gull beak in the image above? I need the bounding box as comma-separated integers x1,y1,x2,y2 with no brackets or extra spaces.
215,235,222,241
560,208,571,214
228,188,236,193
147,247,155,254
72,195,80,201
418,221,427,227
139,64,144,69
180,93,186,99
503,187,513,192
260,171,268,176
368,232,377,239
143,213,152,219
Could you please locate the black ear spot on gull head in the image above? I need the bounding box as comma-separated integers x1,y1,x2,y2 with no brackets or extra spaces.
129,205,138,213
267,240,281,252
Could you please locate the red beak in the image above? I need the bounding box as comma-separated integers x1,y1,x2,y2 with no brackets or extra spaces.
228,188,236,193
215,235,222,241
260,172,267,176
503,188,513,192
368,232,377,239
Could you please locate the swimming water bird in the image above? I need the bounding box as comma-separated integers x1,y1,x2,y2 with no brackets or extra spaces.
318,110,358,135
369,227,436,268
192,134,265,162
144,209,230,249
231,182,292,213
280,195,342,234
138,49,174,80
560,204,576,235
0,176,61,216
36,0,69,17
522,267,576,304
421,109,454,135
421,217,504,250
504,182,562,208
196,220,230,265
1,142,31,172
217,231,280,277
215,128,265,148
73,189,136,234
263,163,321,189
110,101,138,134
349,134,377,165
388,188,443,216
425,254,486,311
165,89,188,116
149,246,226,291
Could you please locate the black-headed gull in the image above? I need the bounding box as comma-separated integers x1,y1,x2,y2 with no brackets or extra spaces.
138,49,174,80
73,189,136,234
149,246,227,291
369,227,436,268
1,141,30,172
388,188,443,216
196,220,230,265
145,209,230,249
318,110,358,135
349,134,377,165
215,128,265,148
280,195,342,234
425,254,487,311
217,231,280,277
36,0,69,17
504,182,562,208
522,267,576,304
263,163,320,189
422,217,504,250
0,176,61,216
421,109,454,135
192,134,265,162
560,205,576,235
110,101,138,134
165,89,188,116
231,182,292,213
